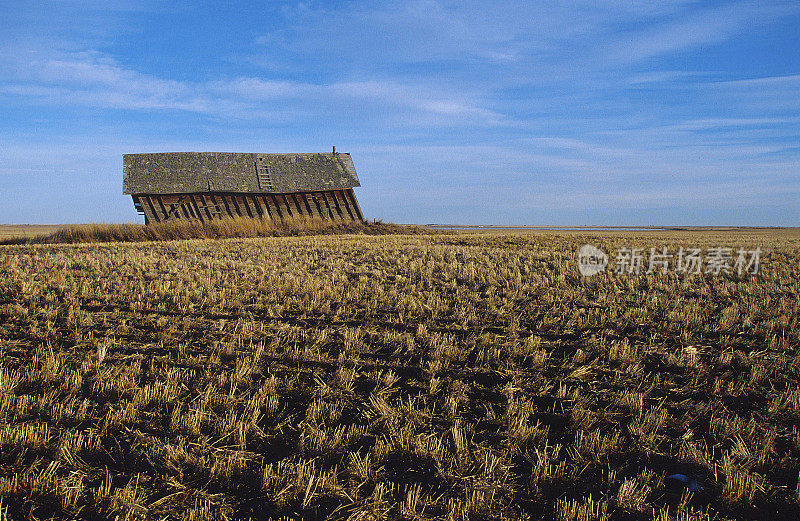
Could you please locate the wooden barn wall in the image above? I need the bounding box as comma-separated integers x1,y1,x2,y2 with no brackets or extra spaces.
132,190,363,224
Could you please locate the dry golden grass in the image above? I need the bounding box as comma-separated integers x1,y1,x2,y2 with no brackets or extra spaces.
0,225,61,241
0,217,432,245
0,229,798,520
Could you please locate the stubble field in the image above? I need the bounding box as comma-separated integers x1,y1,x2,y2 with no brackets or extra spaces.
0,230,798,520
0,226,61,241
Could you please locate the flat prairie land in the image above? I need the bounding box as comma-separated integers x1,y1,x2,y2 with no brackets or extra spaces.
0,230,798,520
0,224,61,240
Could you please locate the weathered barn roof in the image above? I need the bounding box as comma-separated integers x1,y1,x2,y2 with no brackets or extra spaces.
123,152,360,195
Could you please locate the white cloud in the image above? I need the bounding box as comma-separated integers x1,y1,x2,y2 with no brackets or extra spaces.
625,70,715,85
718,73,800,87
2,51,208,111
602,2,798,64
0,50,504,126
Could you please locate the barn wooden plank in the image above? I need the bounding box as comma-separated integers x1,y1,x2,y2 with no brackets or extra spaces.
332,190,353,220
316,192,332,219
153,195,168,222
140,196,158,224
289,193,302,215
228,195,244,218
259,195,271,219
131,195,144,215
154,195,172,222
209,194,224,219
254,194,268,219
337,190,354,220
207,196,218,220
169,195,192,220
229,195,243,219
309,193,322,217
195,194,213,221
135,188,361,224
237,195,254,218
280,194,300,217
179,199,193,220
321,191,340,220
267,194,283,220
239,194,260,219
163,195,183,220
253,194,269,218
261,195,274,220
207,194,224,219
188,194,206,222
345,189,364,220
257,195,273,220
292,193,312,217
304,193,321,218
220,194,236,219
243,195,257,219
192,194,204,220
261,195,275,219
324,190,340,219
179,200,192,219
215,194,229,218
339,190,357,221
266,196,276,219
315,191,331,219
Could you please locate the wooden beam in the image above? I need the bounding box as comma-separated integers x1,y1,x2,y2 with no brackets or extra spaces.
287,193,302,216
188,194,205,222
229,195,245,218
345,189,364,221
319,190,339,221
153,195,171,222
259,194,273,219
133,190,363,224
266,194,282,220
139,195,158,224
238,195,255,218
304,192,321,218
247,194,264,218
338,190,355,221
162,195,183,220
229,195,244,219
315,192,328,219
280,194,300,217
326,190,342,220
300,193,314,217
220,194,236,219
207,194,225,219
321,191,340,220
332,190,354,220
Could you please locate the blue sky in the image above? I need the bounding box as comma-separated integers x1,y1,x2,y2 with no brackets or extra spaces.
1,1,798,225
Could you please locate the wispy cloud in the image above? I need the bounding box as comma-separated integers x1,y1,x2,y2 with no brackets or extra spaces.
602,1,798,64
717,73,800,87
625,70,716,85
1,51,208,111
0,49,503,125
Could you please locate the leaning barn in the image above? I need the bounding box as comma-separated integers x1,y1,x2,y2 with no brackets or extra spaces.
122,151,363,224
